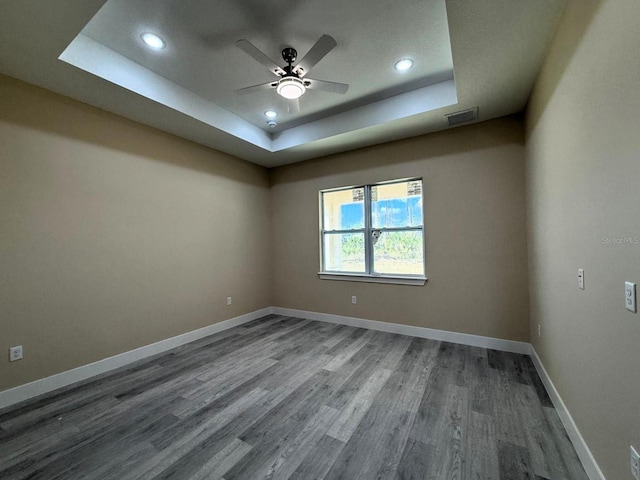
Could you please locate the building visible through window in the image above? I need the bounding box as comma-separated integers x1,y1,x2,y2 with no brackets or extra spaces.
320,178,425,279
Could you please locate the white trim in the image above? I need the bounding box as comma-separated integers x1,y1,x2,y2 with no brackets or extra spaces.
0,305,605,480
0,307,274,411
61,35,457,156
272,307,530,354
529,346,606,480
318,273,427,286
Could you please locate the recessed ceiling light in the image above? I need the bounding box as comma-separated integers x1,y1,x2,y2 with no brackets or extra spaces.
264,110,278,119
394,58,414,71
141,32,166,50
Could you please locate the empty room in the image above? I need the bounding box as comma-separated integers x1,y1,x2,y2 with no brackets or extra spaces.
0,0,638,479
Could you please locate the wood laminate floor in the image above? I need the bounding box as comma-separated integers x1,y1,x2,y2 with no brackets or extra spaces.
0,315,589,480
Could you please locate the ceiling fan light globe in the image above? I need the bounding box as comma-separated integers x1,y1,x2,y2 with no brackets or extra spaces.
277,77,306,99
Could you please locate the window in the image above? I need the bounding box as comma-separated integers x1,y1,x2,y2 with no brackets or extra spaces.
319,178,426,285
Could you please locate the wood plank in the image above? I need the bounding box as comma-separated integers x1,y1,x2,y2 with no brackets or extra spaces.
323,339,437,480
0,315,590,480
129,388,271,480
174,357,279,418
321,324,353,348
498,440,535,479
391,337,439,414
396,437,436,480
326,368,392,442
543,406,590,480
467,411,500,480
223,381,338,479
186,438,252,480
406,360,455,446
469,352,493,415
249,405,340,480
288,434,345,480
513,383,570,479
323,400,408,480
422,384,469,479
491,367,528,447
323,329,376,372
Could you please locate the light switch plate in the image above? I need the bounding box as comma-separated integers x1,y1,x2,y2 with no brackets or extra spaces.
578,269,584,290
9,346,23,362
625,282,637,312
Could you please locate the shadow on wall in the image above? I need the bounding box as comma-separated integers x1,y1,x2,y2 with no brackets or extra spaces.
269,114,525,185
0,74,267,186
526,0,603,132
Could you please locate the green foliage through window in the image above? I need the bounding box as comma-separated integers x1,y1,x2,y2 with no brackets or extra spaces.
321,179,425,277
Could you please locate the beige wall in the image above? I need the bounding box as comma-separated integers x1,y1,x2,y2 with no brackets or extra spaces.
2,5,635,476
271,116,530,342
0,75,271,391
526,1,640,478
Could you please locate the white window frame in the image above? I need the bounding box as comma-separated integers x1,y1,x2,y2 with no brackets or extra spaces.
318,177,427,285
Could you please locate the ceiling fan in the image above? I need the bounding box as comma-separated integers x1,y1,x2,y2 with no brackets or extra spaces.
235,34,349,113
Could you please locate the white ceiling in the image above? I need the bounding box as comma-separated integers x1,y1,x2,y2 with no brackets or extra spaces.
0,0,565,168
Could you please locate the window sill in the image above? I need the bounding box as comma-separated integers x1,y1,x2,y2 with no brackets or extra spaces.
318,272,427,286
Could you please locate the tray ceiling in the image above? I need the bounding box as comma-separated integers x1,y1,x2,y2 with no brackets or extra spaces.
0,0,565,167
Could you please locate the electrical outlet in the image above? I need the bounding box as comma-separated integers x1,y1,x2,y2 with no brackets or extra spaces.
351,295,357,305
226,296,232,306
537,324,541,337
9,345,23,362
625,282,637,313
631,445,639,480
577,269,584,290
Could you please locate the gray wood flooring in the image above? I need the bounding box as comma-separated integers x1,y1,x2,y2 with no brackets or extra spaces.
0,315,589,480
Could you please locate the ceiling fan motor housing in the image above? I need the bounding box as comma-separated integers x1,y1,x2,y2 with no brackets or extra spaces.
282,47,297,65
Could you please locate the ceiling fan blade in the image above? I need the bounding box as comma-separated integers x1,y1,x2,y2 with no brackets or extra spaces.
236,39,285,76
235,81,277,95
287,98,300,114
294,34,337,77
305,78,349,94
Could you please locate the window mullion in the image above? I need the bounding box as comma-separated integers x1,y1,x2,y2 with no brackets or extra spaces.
364,185,373,275
321,228,366,234
376,227,423,233
320,192,327,272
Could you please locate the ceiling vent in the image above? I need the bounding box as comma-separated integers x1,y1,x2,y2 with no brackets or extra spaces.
445,107,478,127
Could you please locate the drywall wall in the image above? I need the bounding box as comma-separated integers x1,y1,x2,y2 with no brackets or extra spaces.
0,74,271,391
270,116,530,342
526,1,640,478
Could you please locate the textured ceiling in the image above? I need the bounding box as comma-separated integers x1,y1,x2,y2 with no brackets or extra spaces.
80,0,455,132
0,0,565,167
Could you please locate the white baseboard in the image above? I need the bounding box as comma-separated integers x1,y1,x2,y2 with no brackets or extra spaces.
529,346,605,480
272,307,531,354
0,305,605,480
0,307,274,411
0,306,526,411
